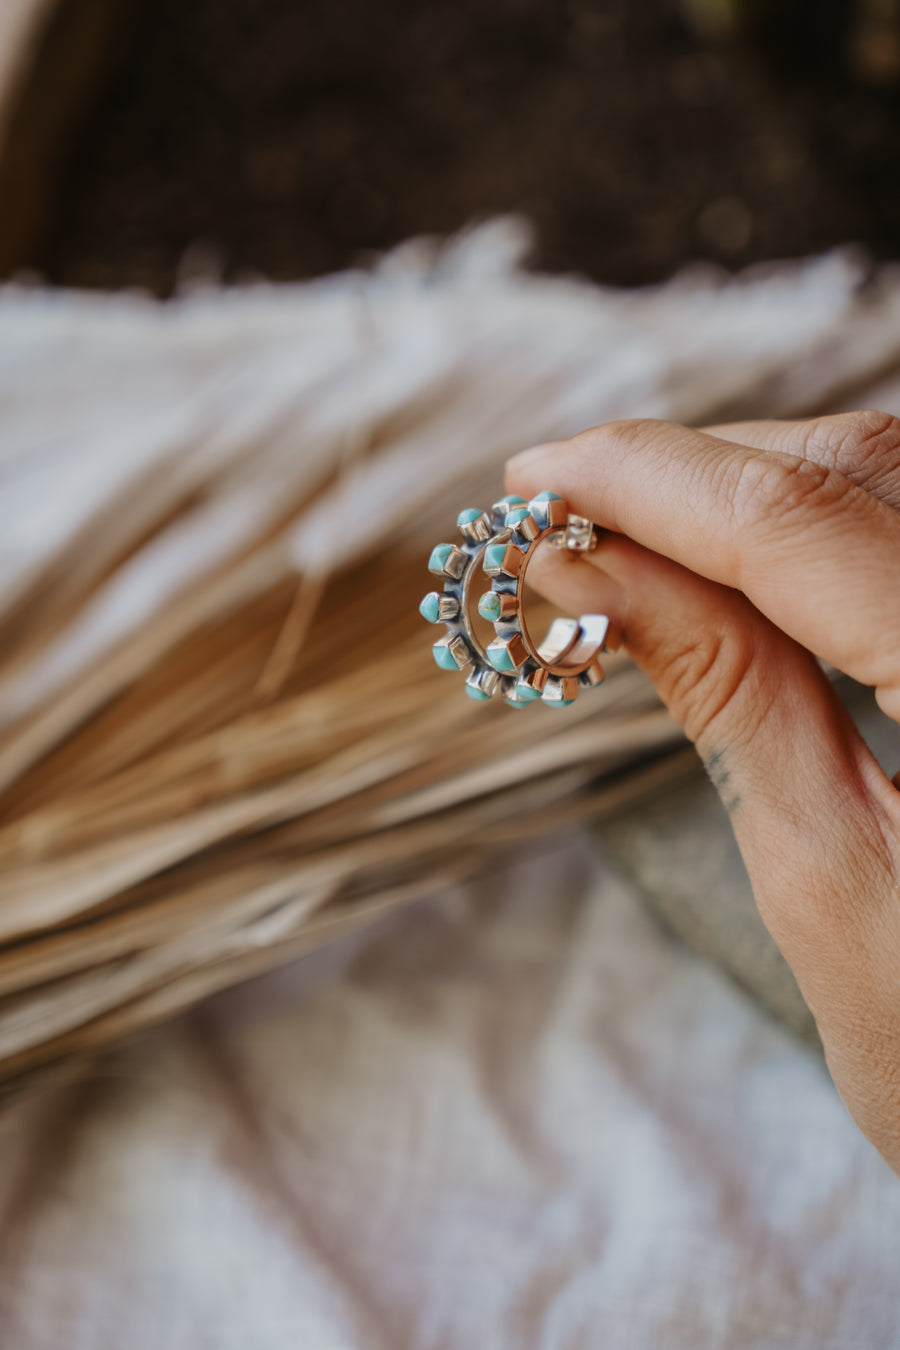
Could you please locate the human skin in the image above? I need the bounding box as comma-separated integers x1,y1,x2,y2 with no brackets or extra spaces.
505,410,900,1174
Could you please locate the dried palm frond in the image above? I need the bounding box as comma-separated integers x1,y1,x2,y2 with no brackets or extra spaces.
1,224,898,1088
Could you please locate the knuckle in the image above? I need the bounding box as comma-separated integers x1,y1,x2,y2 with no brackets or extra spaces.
654,622,759,748
577,418,667,456
604,417,663,441
824,408,900,481
728,451,855,533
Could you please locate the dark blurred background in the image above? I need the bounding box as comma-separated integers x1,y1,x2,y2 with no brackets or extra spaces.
7,0,900,293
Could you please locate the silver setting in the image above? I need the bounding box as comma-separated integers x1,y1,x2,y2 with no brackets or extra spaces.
456,509,493,543
465,667,502,702
577,658,606,689
482,542,524,579
421,511,516,701
535,616,582,665
485,632,529,675
477,590,517,622
542,675,580,706
528,493,568,531
420,591,460,624
490,494,528,528
432,632,473,670
482,492,614,708
422,493,612,710
516,666,547,696
549,513,600,552
507,666,547,706
428,544,468,579
505,508,541,544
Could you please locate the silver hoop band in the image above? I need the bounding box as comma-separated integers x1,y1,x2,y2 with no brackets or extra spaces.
421,492,614,708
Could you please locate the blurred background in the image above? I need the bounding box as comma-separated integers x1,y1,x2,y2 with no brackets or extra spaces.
5,9,900,1334
5,0,900,294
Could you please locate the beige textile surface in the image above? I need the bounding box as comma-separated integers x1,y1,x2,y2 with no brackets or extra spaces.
1,835,899,1349
2,231,900,1344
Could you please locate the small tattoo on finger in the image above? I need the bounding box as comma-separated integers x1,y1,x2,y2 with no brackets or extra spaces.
702,748,741,815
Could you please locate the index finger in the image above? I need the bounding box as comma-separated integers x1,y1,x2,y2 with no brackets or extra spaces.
506,418,900,721
703,411,900,512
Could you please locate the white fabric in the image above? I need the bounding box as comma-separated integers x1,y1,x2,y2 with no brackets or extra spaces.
0,834,897,1349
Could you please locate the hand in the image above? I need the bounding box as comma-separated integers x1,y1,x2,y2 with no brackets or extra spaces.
506,410,900,1174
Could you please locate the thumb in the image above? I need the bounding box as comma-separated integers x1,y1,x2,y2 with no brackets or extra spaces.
524,532,899,1044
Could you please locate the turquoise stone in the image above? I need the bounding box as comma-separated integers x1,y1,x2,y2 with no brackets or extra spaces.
432,643,460,670
505,507,531,526
488,644,516,673
419,592,441,623
532,490,563,502
545,698,575,708
428,543,453,572
495,493,525,509
456,507,482,527
513,682,541,702
477,591,502,622
465,685,491,701
483,543,507,572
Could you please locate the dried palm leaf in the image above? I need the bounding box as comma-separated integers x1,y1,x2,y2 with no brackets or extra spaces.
1,223,898,1087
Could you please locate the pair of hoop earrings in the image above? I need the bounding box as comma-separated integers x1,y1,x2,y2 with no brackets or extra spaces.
420,492,614,709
